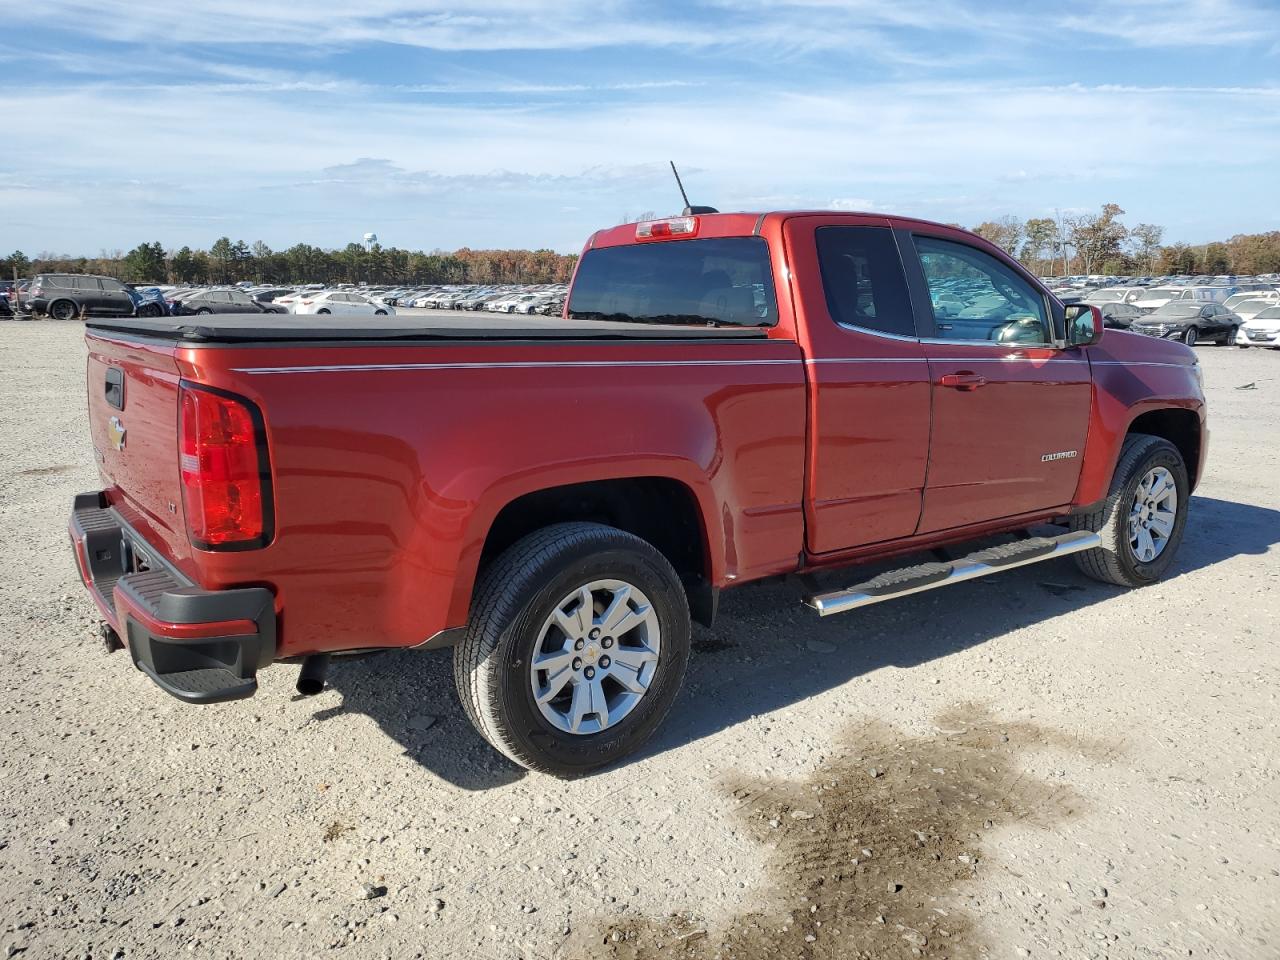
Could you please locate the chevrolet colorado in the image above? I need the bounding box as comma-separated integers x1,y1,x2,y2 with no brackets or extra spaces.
69,211,1206,775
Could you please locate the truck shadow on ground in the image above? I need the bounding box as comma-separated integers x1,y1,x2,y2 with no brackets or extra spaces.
319,495,1280,790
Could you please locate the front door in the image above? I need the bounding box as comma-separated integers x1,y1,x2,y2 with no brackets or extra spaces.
100,278,134,315
901,231,1091,533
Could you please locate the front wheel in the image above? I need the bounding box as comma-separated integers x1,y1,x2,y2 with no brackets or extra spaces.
1218,326,1237,346
1070,434,1189,587
374,309,387,315
454,522,691,777
1181,326,1198,346
136,303,163,317
317,308,331,314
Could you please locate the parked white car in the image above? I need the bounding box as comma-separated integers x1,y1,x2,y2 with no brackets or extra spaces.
1229,298,1280,325
1238,305,1280,349
1132,287,1184,313
512,294,560,314
1224,291,1280,313
488,293,544,313
291,291,395,316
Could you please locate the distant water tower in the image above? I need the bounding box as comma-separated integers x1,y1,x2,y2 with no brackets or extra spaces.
363,232,377,252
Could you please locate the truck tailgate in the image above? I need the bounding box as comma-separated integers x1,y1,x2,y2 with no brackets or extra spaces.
86,332,193,572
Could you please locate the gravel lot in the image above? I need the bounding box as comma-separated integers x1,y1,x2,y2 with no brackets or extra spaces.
1,321,1277,960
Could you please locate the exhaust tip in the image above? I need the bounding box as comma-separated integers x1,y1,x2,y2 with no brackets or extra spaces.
296,654,330,696
100,622,124,654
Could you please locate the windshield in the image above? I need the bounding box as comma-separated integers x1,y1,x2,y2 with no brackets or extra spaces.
1138,288,1180,300
1087,290,1124,302
568,237,777,326
1255,307,1280,320
1150,304,1200,317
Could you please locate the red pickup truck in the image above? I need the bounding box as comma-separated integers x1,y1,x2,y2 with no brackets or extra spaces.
70,211,1206,775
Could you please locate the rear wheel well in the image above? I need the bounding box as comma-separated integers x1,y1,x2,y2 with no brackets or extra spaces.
1127,408,1201,484
481,478,715,626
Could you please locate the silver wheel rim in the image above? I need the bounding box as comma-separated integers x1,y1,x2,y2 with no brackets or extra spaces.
530,579,661,735
1128,466,1177,563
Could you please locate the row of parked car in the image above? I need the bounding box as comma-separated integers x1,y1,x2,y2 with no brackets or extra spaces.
1043,275,1280,348
0,276,572,320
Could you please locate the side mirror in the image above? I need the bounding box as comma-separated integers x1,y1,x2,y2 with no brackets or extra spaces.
1065,303,1104,347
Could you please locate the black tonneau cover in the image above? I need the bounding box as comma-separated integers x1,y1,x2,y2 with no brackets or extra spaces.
86,310,768,343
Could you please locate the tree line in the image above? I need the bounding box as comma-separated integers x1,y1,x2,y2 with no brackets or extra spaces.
1,240,578,286
4,210,1280,285
969,205,1280,276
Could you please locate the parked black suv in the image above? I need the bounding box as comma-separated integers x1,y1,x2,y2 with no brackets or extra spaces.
26,274,136,319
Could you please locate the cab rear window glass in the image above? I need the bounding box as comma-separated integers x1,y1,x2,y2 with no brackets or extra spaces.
567,237,777,327
815,226,916,337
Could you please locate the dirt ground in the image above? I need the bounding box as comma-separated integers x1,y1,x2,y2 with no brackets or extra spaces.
1,321,1277,960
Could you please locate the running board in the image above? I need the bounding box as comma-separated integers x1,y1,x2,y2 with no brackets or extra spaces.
804,530,1101,617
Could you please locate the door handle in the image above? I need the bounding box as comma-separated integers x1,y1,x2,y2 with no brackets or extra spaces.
939,372,988,391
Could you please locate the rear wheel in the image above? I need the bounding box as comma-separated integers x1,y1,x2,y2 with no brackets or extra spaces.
195,307,213,315
49,299,78,321
317,308,331,314
455,522,691,777
1070,434,1189,587
1181,326,1198,346
374,309,387,315
136,302,162,318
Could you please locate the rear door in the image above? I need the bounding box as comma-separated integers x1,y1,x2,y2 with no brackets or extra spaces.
76,277,106,313
900,229,1090,533
784,216,933,553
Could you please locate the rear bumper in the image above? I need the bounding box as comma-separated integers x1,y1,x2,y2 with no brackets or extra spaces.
69,491,276,704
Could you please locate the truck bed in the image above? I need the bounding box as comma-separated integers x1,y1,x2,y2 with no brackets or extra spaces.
86,310,768,343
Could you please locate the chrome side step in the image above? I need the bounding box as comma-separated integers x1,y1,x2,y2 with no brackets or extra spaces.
804,530,1101,617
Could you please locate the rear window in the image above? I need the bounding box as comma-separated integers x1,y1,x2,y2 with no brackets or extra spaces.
567,237,777,327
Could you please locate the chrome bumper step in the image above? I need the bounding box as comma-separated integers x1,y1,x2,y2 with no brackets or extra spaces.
804,530,1102,617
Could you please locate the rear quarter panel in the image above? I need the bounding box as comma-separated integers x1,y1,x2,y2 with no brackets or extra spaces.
180,338,808,657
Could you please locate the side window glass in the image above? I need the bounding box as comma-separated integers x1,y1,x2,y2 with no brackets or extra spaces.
814,226,916,338
913,236,1048,344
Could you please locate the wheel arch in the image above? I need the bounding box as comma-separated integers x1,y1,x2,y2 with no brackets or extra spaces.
453,475,719,628
1125,407,1203,489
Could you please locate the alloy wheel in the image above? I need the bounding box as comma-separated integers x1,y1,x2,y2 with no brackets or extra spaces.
1128,466,1178,563
529,579,661,735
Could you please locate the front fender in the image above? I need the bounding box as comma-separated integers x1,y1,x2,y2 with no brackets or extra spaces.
1075,338,1206,505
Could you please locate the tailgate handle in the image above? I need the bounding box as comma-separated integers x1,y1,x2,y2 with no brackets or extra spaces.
104,367,124,410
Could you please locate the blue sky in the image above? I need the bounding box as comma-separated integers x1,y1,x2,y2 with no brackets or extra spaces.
2,0,1278,255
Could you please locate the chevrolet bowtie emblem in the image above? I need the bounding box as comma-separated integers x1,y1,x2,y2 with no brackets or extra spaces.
107,416,126,452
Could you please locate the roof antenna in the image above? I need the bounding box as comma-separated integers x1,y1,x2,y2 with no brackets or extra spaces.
670,161,719,216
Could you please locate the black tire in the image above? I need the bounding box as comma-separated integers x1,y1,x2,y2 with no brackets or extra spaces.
374,309,387,315
1181,326,1198,346
317,308,331,315
1070,434,1190,587
454,522,691,777
195,307,213,315
136,303,162,318
49,299,78,321
1218,326,1237,346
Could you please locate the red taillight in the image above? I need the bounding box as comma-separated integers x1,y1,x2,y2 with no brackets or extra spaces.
179,385,271,548
299,299,314,305
636,216,698,241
